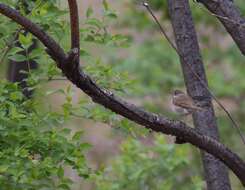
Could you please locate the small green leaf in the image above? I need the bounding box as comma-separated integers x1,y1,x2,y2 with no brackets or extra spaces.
29,48,43,59
8,47,23,56
105,10,117,19
80,49,90,57
18,33,32,49
0,165,9,173
72,131,84,141
9,54,27,62
58,167,64,178
102,0,109,10
10,91,23,101
85,18,103,29
86,6,93,18
80,143,92,151
58,183,70,190
61,128,72,135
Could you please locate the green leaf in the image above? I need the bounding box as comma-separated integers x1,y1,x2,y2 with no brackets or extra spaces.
0,165,9,173
8,47,23,56
86,6,93,18
102,0,109,11
18,33,33,49
10,91,23,101
85,18,103,29
29,48,43,59
105,10,117,19
80,49,90,57
58,183,71,190
61,128,72,135
80,143,92,151
72,131,84,141
9,54,27,62
58,167,64,178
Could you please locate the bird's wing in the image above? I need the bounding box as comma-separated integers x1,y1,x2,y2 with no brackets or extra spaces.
174,94,202,111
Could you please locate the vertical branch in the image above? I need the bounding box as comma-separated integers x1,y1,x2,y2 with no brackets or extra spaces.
167,0,231,189
67,0,80,70
67,0,80,51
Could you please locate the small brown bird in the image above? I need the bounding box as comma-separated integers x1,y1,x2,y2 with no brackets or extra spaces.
172,90,203,115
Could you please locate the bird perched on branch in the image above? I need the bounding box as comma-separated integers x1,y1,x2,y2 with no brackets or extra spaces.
172,90,203,115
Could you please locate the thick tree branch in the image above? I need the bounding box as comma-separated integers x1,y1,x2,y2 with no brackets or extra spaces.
0,3,245,186
197,0,245,55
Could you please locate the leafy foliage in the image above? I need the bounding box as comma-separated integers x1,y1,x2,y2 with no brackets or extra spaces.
0,80,90,190
94,136,204,190
0,0,142,189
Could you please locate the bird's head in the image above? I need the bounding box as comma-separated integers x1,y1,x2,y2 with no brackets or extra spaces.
173,89,184,96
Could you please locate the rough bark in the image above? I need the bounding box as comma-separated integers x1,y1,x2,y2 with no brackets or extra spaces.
168,0,231,189
197,0,245,55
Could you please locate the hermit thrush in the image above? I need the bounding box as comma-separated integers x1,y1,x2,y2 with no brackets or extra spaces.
172,90,203,115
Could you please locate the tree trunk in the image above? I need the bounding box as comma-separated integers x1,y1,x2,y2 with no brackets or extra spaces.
167,0,231,189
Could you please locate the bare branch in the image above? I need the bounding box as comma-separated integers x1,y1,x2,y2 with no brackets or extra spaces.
67,0,80,53
0,3,245,186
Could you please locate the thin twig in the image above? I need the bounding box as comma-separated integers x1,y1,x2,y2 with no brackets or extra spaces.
142,2,178,51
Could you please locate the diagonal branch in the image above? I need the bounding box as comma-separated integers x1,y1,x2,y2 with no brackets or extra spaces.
197,0,245,55
0,3,245,186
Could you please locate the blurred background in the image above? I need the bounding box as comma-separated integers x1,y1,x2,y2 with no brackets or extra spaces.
0,0,244,189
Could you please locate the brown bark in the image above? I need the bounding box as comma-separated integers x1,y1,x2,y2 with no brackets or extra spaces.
167,0,231,189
